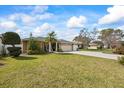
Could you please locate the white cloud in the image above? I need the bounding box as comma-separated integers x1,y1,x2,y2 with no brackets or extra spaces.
98,5,124,24
8,12,54,25
56,29,79,41
9,13,35,24
9,13,20,21
0,21,17,30
21,14,35,24
67,16,87,28
36,13,54,20
33,6,48,14
117,25,124,30
15,29,27,38
15,29,22,34
33,23,54,36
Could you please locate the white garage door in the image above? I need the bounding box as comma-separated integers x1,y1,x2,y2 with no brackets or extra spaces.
60,44,72,52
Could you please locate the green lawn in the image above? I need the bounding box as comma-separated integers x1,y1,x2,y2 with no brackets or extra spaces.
0,54,124,88
79,49,113,54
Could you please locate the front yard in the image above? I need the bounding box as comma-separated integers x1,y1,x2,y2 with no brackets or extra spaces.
0,54,124,88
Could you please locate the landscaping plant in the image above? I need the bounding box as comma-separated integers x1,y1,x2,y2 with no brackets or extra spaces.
2,32,21,57
118,57,124,65
28,33,45,55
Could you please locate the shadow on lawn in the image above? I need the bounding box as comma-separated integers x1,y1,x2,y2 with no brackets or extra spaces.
57,53,74,55
14,56,37,60
0,57,5,67
0,63,5,67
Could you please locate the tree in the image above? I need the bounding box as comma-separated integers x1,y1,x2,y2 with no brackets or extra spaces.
92,41,104,49
2,32,21,57
99,28,123,48
90,27,99,41
2,32,21,47
73,28,91,48
45,31,57,52
28,33,45,55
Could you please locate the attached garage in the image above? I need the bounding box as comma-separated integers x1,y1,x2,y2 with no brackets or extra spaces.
59,43,73,52
58,39,80,52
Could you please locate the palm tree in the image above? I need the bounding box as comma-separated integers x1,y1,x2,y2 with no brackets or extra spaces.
45,31,56,52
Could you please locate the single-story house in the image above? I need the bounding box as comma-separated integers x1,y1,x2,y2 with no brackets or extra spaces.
88,41,104,49
88,43,98,49
22,37,81,53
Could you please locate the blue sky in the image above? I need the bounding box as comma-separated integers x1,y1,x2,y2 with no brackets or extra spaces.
0,5,124,41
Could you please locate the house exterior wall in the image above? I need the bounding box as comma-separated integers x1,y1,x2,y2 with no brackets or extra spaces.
59,43,73,52
22,41,28,53
22,40,80,53
22,41,45,53
88,45,98,49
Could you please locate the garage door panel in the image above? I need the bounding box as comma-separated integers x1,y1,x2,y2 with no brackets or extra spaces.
60,44,72,52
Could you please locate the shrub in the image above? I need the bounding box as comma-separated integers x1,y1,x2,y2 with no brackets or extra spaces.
28,39,46,55
7,47,21,57
28,40,40,51
114,46,124,54
58,48,63,52
28,50,46,55
118,57,124,65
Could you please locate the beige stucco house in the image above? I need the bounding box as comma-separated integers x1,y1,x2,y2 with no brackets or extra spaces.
22,37,80,53
88,41,104,49
0,36,81,54
88,43,98,49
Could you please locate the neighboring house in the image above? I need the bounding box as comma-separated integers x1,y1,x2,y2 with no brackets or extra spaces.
103,39,124,49
22,37,81,53
88,41,104,49
88,43,98,49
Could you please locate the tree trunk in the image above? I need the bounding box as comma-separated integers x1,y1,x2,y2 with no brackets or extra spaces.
56,42,58,52
2,44,6,56
49,42,52,52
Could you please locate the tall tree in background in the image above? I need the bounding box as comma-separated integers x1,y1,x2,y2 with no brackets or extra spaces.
99,28,123,48
90,27,99,41
73,28,91,48
45,31,57,52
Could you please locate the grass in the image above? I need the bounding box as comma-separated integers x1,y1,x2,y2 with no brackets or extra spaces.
79,49,113,54
0,54,124,88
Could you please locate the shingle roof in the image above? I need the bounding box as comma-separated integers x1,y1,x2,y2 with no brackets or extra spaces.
23,37,73,44
58,39,73,44
22,37,81,45
22,37,45,41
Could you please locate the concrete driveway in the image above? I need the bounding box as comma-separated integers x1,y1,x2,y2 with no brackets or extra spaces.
63,51,123,60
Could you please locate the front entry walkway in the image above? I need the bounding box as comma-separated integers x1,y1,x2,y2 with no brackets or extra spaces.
62,51,123,60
